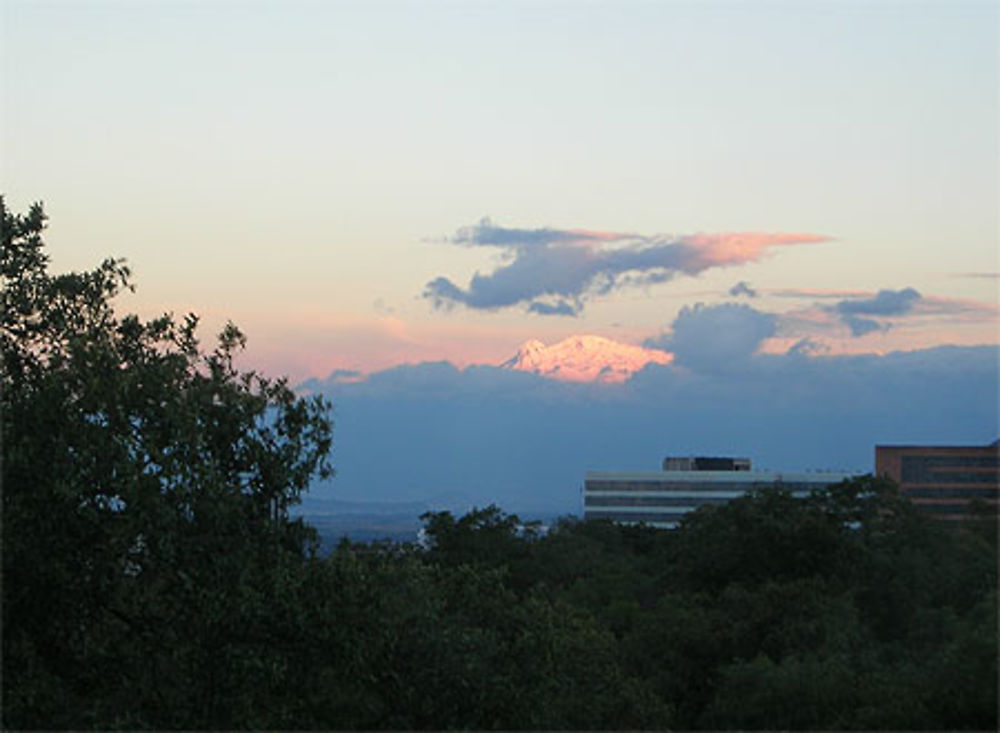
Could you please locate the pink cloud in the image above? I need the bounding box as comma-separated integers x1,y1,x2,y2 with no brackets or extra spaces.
768,287,873,299
680,232,832,268
566,228,636,242
766,290,999,356
916,295,1000,321
427,220,833,315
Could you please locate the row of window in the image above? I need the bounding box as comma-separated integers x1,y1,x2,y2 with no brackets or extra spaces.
584,480,832,493
584,509,690,524
900,470,1000,485
902,454,999,469
585,495,736,507
901,455,999,483
905,488,1000,499
907,502,995,515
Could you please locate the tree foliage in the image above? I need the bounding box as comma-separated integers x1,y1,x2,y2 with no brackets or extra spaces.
2,199,332,727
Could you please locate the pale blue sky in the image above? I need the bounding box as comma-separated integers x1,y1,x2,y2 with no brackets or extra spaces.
3,0,997,379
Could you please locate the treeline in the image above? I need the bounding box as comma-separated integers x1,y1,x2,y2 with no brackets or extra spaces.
3,198,997,729
7,483,998,729
413,489,998,730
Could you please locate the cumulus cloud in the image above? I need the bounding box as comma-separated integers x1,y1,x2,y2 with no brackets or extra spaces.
786,337,828,356
644,302,777,372
424,218,830,315
296,368,366,395
841,315,887,337
729,281,758,298
302,345,999,513
833,287,921,337
328,368,364,381
446,218,628,247
836,287,921,317
527,299,580,317
770,286,998,340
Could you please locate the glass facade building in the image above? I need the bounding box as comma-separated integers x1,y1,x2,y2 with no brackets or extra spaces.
584,468,854,528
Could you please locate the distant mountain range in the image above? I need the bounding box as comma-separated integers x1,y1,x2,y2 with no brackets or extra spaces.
499,334,673,383
294,495,568,552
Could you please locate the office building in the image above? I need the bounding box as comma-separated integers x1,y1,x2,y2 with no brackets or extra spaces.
875,442,1000,520
585,456,853,528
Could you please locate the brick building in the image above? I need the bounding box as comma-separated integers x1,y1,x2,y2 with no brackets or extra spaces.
875,442,1000,520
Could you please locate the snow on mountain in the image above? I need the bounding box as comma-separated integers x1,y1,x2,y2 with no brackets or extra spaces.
500,334,673,383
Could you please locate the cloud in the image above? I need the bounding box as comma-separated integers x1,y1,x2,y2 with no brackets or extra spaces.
842,315,887,337
644,302,777,372
301,345,999,514
729,281,758,298
786,337,827,356
767,287,998,343
773,287,931,339
916,295,1000,321
835,287,921,316
770,288,872,300
832,287,921,337
527,299,580,316
328,368,363,381
296,368,366,395
446,217,628,247
424,218,830,315
952,271,1000,280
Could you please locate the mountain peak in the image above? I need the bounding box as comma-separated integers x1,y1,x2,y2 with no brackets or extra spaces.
517,339,547,355
501,334,673,383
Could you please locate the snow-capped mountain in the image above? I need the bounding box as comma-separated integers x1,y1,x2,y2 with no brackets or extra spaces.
500,335,673,383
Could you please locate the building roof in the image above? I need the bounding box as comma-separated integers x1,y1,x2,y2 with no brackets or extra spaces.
585,470,854,483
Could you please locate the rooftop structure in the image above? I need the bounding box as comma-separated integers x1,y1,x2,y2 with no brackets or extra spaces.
662,456,751,472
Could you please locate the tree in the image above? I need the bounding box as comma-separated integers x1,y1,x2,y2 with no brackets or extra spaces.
2,198,333,728
419,505,536,569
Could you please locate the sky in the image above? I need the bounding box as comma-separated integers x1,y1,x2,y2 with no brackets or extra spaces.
3,1,998,512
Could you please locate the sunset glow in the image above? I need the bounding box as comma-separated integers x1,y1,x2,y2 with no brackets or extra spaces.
2,0,996,385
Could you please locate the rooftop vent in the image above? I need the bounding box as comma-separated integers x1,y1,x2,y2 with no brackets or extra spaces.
662,456,752,472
